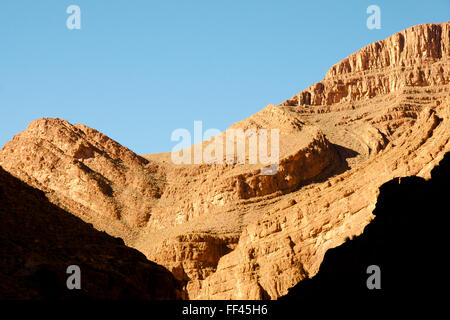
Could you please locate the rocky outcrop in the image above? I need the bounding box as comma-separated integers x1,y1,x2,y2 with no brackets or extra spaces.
0,166,183,300
0,22,448,299
281,23,449,107
0,118,166,243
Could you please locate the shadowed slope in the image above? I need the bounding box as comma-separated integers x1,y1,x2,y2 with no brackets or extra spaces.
0,166,184,300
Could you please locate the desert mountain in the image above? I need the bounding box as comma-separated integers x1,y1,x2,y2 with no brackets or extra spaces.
0,22,448,299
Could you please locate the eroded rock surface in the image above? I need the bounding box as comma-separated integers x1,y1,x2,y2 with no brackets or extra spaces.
0,22,448,299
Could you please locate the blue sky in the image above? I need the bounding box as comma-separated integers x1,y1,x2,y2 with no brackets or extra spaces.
0,0,448,154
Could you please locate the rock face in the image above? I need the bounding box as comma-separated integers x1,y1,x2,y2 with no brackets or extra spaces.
282,23,448,107
0,22,449,299
0,167,183,300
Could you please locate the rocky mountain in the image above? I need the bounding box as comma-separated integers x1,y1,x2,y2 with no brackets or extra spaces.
0,22,448,299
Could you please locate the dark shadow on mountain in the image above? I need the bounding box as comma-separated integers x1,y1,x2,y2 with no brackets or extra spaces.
333,143,359,165
296,144,359,190
279,151,449,309
318,143,359,176
0,167,184,300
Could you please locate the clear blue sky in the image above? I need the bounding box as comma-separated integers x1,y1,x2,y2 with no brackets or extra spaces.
0,0,448,154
